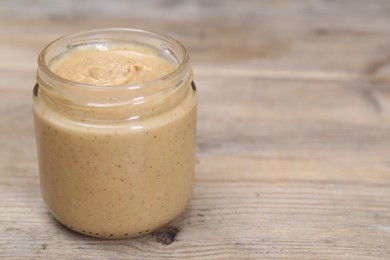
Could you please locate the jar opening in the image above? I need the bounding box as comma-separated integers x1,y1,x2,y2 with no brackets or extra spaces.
35,28,193,122
37,28,190,91
35,28,192,117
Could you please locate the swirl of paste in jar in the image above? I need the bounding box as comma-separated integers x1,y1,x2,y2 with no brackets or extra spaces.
51,46,175,86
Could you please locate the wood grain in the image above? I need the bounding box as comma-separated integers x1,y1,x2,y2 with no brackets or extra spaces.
1,0,390,259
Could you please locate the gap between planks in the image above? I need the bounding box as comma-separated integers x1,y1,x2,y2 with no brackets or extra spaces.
0,63,372,83
195,66,368,82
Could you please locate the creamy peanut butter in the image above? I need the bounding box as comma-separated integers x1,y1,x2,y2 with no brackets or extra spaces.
52,45,175,86
34,36,196,239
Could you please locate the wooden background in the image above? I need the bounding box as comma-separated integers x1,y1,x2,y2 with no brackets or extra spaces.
1,0,390,259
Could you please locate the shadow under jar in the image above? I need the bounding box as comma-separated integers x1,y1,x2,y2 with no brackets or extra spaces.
33,28,197,239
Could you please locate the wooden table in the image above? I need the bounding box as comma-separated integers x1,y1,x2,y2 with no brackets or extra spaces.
1,0,390,258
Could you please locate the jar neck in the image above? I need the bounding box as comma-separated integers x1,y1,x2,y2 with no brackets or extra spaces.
35,28,192,123
36,69,192,123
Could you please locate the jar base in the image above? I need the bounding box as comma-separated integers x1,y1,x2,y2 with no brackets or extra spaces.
55,218,165,239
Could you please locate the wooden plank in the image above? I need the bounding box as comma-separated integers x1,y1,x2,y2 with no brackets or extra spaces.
1,182,389,258
1,0,390,78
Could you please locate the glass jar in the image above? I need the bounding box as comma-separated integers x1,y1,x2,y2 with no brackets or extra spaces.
33,28,197,239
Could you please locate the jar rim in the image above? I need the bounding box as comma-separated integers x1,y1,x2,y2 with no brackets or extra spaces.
37,28,190,91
